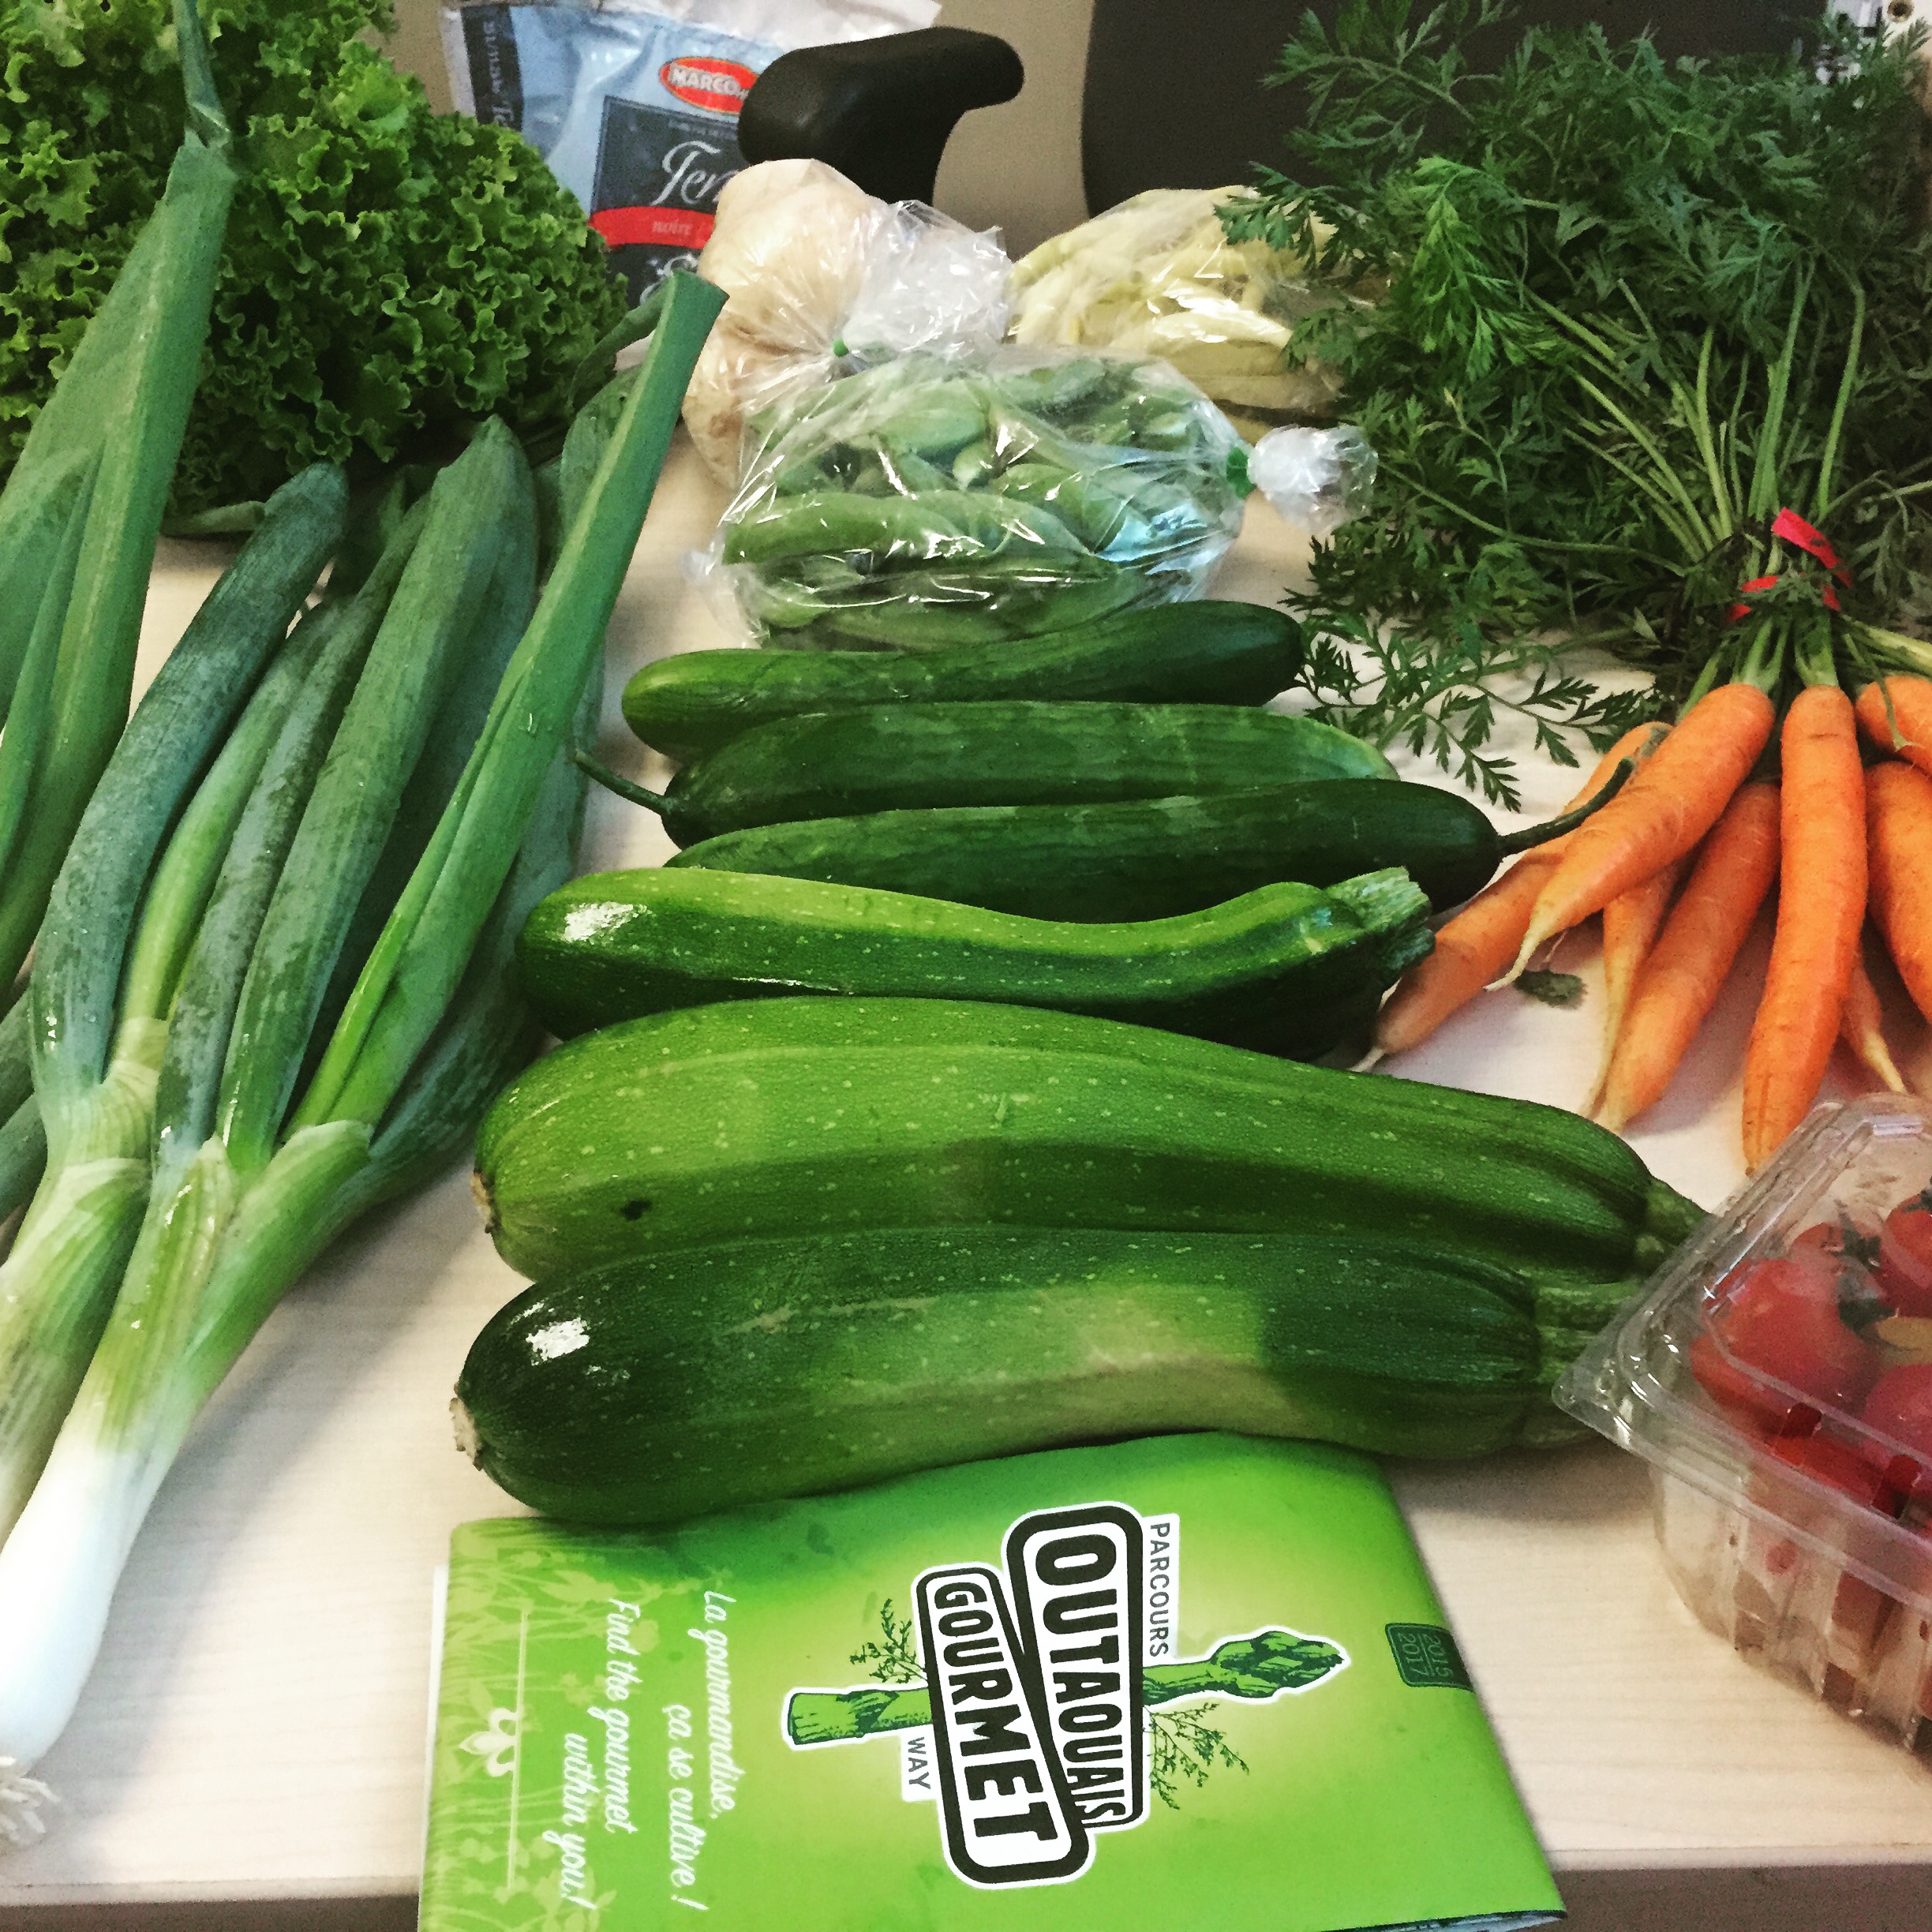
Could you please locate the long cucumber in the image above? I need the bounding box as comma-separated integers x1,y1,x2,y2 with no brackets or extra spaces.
514,863,1429,1054
620,601,1303,759
454,1227,1609,1526
637,701,1391,845
668,778,1577,916
474,995,1703,1285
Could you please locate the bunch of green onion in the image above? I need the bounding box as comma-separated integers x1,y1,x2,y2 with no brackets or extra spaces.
0,0,234,1002
0,243,724,1839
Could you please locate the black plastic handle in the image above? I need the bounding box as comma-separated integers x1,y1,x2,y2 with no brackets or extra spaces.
739,27,1024,204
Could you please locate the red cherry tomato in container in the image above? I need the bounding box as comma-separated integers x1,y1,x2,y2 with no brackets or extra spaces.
1767,1433,1904,1515
1875,1195,1932,1318
1859,1365,1932,1503
1690,1256,1880,1435
1792,1218,1878,1266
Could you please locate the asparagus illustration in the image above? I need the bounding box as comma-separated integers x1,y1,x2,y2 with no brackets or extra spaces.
787,1630,1343,1747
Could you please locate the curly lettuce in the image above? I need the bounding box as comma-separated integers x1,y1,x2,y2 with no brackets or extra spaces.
1,0,629,510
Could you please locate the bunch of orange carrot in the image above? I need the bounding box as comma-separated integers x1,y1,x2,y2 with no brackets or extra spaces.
1376,672,1932,1171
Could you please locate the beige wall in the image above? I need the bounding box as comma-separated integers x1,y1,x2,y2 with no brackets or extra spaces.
384,0,1094,256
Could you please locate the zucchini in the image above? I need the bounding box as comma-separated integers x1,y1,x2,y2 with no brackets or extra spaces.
669,778,1540,916
473,994,1703,1285
620,601,1302,759
453,1227,1612,1526
514,863,1430,1050
638,702,1391,845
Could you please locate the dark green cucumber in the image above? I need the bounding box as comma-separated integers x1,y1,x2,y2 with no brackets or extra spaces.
620,600,1302,759
644,702,1391,844
669,779,1511,916
453,1227,1611,1526
474,995,1705,1285
514,863,1430,1051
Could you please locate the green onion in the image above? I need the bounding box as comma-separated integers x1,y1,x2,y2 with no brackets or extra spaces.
0,0,237,993
0,996,45,1234
0,272,724,1835
0,465,347,1547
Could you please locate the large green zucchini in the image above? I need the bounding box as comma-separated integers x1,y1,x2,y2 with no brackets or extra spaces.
621,599,1304,759
669,779,1521,915
473,995,1702,1285
646,701,1391,844
453,1227,1615,1526
513,863,1429,1052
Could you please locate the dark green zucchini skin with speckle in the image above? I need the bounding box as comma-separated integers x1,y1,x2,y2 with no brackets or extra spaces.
653,701,1391,844
473,995,1705,1286
453,1227,1585,1526
621,599,1303,760
514,861,1428,1054
668,778,1506,917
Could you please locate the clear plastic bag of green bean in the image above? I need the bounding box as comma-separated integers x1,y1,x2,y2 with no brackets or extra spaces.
704,348,1251,650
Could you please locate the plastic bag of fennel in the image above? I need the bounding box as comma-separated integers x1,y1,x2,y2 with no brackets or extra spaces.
0,272,726,1844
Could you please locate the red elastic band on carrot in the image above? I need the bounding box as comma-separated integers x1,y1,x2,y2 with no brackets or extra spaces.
1726,507,1852,622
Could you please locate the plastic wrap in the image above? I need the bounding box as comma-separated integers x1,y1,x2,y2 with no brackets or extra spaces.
703,347,1249,650
1247,424,1379,539
1007,188,1368,440
683,160,1010,481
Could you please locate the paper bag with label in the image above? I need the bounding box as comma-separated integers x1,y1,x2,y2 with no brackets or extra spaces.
421,1433,1561,1932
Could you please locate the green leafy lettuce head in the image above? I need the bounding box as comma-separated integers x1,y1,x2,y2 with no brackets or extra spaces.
0,0,630,511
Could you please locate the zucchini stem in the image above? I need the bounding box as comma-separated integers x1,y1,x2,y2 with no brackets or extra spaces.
574,749,668,813
1494,754,1634,854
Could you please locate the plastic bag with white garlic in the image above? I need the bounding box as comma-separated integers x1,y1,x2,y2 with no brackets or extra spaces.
683,159,1009,481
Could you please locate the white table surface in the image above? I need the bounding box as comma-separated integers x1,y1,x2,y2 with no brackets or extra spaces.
3,438,1930,1925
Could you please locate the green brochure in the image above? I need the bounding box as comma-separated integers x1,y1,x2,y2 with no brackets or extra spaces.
420,1433,1561,1932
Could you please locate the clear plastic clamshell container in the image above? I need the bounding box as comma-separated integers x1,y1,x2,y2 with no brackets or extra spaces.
1559,1096,1932,1756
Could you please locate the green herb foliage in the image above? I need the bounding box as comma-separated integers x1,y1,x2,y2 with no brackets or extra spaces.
1224,1,1932,803
1515,968,1584,1009
1,0,629,512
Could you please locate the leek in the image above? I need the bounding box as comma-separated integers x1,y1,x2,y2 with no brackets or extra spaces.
0,271,726,1842
0,0,237,990
0,465,348,1541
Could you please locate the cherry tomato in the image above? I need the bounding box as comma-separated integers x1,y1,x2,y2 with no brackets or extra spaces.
1859,1366,1932,1505
1792,1217,1878,1266
1874,1193,1932,1318
1767,1432,1904,1515
1690,1257,1880,1432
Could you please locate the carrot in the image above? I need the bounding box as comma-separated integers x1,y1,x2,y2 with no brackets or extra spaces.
1507,681,1776,980
1742,686,1866,1171
1373,724,1661,1058
1373,858,1558,1058
1855,676,1932,779
1597,781,1780,1134
1586,853,1687,1114
1840,941,1907,1095
1866,759,1932,1026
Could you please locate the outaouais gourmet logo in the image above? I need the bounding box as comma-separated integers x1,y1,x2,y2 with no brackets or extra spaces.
783,1503,1348,1889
